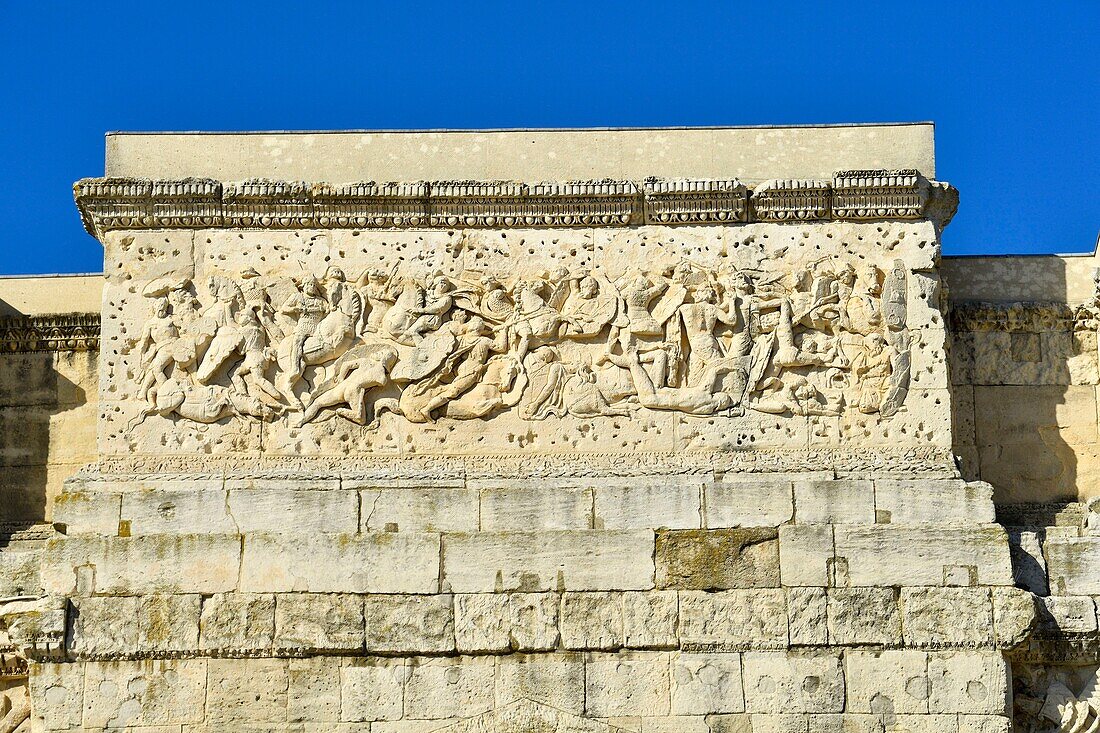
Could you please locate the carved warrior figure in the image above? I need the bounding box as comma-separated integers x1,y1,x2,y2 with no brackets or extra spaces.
126,254,913,428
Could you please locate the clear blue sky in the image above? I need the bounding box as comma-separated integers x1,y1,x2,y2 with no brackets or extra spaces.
1,2,1097,275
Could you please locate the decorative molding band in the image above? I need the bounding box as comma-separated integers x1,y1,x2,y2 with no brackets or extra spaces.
74,170,957,238
0,313,100,353
949,301,1081,332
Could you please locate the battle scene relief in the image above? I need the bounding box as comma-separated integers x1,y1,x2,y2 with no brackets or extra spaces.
97,223,948,460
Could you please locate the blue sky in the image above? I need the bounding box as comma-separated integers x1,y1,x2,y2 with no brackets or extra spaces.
1,2,1096,275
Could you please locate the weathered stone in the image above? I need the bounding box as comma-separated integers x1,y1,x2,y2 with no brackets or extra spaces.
990,587,1037,649
480,486,593,530
274,593,365,652
495,653,585,714
206,658,289,724
1045,535,1100,594
52,490,121,534
679,590,788,651
807,713,886,733
240,532,440,593
560,592,622,650
926,652,1008,715
585,652,671,717
137,593,201,654
779,525,834,587
120,488,234,535
404,656,495,719
341,658,405,722
901,588,993,648
443,531,654,592
827,588,900,646
873,480,994,524
82,659,208,727
671,652,745,714
705,479,795,528
594,478,702,530
1007,528,1048,595
228,488,359,534
360,487,480,532
0,543,43,596
793,480,874,524
454,592,558,653
741,652,844,713
42,534,241,595
706,713,754,733
787,588,828,646
363,594,454,654
623,591,679,649
28,660,84,731
956,714,1010,733
656,528,779,590
68,595,138,658
288,656,342,723
845,650,929,715
1037,594,1098,633
199,593,276,653
833,526,1012,587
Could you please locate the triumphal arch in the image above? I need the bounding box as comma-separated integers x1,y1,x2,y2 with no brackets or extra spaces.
1,125,1098,732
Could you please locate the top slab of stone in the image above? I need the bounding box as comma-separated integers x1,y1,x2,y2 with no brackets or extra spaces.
104,124,936,182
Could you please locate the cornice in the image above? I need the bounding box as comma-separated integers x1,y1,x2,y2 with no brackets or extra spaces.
0,313,100,353
949,301,1081,332
74,169,958,238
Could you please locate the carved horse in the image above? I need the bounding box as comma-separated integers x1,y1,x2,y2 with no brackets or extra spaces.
275,296,362,406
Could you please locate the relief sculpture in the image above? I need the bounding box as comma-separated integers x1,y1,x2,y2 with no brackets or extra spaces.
124,253,913,430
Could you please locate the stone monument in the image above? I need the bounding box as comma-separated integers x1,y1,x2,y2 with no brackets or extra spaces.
3,125,1091,732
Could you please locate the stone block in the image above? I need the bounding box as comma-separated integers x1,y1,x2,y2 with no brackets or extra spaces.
990,587,1037,649
793,480,874,524
138,594,201,655
120,488,235,535
807,714,886,733
927,652,1009,715
705,479,795,528
656,528,779,590
900,588,993,648
1045,536,1100,595
827,588,900,646
585,652,671,717
442,530,654,592
364,594,455,654
239,532,440,593
594,478,702,529
845,650,929,714
69,596,138,658
957,715,1010,733
360,487,480,532
671,652,745,714
199,593,275,653
833,526,1012,587
706,714,754,733
494,653,585,714
404,656,495,719
288,657,342,723
874,480,995,524
741,652,844,713
28,660,84,731
891,714,960,733
1037,595,1098,633
779,525,834,587
52,490,122,534
454,592,558,653
787,588,828,646
679,590,788,651
228,488,358,534
623,591,679,649
560,592,622,650
480,486,593,530
1006,528,1048,595
274,593,365,652
341,658,406,722
206,658,288,724
0,544,42,596
82,659,208,727
42,534,241,595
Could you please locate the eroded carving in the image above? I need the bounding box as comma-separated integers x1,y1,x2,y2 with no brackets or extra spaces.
122,255,914,429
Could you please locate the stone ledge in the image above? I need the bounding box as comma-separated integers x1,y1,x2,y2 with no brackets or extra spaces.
0,313,99,353
74,170,958,238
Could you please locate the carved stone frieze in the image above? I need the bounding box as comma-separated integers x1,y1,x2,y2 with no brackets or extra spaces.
950,302,1079,333
74,170,957,237
0,314,100,353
